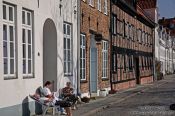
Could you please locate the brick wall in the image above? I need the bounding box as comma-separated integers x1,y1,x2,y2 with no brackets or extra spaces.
80,0,111,93
111,1,154,90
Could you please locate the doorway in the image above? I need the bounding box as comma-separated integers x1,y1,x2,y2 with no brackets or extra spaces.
43,19,57,91
90,34,98,94
134,57,140,84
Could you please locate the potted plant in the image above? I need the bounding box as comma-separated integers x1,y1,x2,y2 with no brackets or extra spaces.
99,89,107,97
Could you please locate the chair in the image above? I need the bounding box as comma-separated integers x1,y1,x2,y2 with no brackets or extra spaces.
29,87,60,116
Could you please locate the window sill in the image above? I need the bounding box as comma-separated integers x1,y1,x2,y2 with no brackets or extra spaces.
89,4,94,8
64,74,73,77
80,80,88,83
102,78,109,81
4,77,17,80
23,76,34,79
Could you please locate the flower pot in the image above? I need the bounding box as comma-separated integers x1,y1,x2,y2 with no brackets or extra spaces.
99,90,107,97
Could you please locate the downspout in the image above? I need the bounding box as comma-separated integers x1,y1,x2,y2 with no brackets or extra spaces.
110,0,113,91
77,0,81,94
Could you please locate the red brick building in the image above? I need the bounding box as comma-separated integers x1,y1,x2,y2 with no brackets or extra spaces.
110,0,155,91
80,0,110,97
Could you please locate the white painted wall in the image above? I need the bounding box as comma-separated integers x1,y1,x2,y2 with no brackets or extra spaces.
0,0,78,109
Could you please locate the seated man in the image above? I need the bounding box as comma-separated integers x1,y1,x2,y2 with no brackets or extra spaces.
43,81,71,115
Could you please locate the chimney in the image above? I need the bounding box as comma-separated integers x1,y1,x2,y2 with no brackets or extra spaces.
162,17,165,21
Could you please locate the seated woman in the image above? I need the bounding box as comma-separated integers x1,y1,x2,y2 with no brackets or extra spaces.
62,82,78,110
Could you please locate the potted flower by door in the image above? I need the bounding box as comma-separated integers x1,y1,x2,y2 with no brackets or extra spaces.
99,89,107,97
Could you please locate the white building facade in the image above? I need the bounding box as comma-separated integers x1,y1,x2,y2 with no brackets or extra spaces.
0,0,79,115
155,25,175,75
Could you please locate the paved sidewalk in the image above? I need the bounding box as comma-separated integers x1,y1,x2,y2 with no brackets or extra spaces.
73,74,175,116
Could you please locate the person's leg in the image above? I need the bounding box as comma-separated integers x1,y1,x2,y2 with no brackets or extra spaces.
65,107,72,116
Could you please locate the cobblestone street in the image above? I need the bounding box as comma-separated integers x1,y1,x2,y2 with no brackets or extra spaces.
91,75,175,116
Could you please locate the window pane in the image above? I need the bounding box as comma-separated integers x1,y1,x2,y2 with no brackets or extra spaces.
27,12,31,25
83,59,85,68
80,36,82,46
80,59,82,69
64,62,67,73
68,62,71,73
9,7,13,21
83,49,85,58
82,69,85,79
64,38,66,49
3,5,6,19
23,44,26,58
64,50,67,61
9,26,14,41
28,30,31,44
28,45,31,59
67,25,70,35
64,24,66,34
83,37,85,46
22,29,26,43
23,60,26,74
10,59,14,74
68,51,71,61
80,69,82,79
3,25,7,40
22,11,25,24
3,42,8,57
80,48,82,59
4,58,8,74
67,39,70,49
28,60,32,73
10,43,14,58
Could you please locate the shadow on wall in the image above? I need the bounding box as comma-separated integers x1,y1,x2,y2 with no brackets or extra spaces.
22,97,31,116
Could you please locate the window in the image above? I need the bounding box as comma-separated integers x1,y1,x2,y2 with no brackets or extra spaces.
125,22,129,38
142,31,145,43
97,0,101,11
64,23,72,75
138,29,142,42
89,0,94,6
22,9,33,77
112,15,117,35
104,0,108,15
102,41,108,78
3,3,16,78
80,34,86,80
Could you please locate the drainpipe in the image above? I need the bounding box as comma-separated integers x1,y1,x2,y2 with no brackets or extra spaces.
109,0,113,91
77,0,81,95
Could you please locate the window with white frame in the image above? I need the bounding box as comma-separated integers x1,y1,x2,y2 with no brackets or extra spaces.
80,34,86,80
3,3,16,78
102,41,108,78
97,0,101,11
104,0,108,15
64,23,73,75
22,9,33,77
89,0,94,6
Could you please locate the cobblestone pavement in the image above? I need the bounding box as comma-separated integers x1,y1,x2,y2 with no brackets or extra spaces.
35,75,175,116
92,75,175,116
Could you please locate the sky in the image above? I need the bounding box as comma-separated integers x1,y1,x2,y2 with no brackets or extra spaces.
158,0,175,19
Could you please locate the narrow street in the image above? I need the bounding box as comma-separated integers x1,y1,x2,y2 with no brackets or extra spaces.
91,76,175,116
